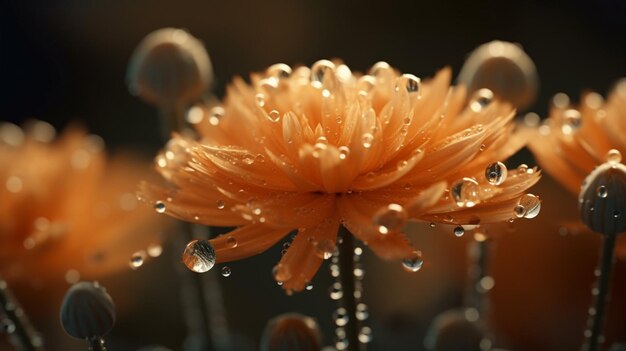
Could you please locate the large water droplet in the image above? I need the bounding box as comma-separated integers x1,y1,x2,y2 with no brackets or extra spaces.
470,88,494,112
266,63,292,80
221,266,231,277
451,178,481,208
485,161,507,185
561,109,582,135
453,226,465,237
361,133,374,148
514,194,541,219
129,251,146,270
310,60,335,89
182,239,216,273
395,74,421,94
402,251,424,272
606,149,622,164
373,203,408,234
154,201,166,213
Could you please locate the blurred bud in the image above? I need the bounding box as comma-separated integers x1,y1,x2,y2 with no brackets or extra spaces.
260,313,321,351
60,281,115,339
458,41,538,110
127,28,213,107
424,309,485,351
579,160,626,235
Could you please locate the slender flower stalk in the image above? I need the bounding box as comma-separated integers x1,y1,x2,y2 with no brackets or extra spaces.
335,226,363,351
0,279,44,351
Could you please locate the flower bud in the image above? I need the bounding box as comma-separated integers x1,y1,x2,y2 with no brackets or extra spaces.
260,313,321,351
458,40,538,110
127,28,213,106
60,282,115,339
579,161,626,235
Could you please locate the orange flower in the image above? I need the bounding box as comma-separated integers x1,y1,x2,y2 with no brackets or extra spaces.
0,122,167,289
529,81,626,194
140,60,541,292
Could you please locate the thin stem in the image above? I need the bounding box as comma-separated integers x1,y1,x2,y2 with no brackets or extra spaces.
465,240,490,314
337,226,364,351
0,279,44,351
583,232,617,351
86,337,107,351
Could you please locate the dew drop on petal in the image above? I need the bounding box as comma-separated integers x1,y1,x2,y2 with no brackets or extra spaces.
314,239,336,260
470,88,494,112
395,74,421,94
266,63,292,80
515,194,541,219
453,226,465,237
268,110,281,123
361,133,374,148
485,161,507,185
451,178,481,208
338,146,350,160
310,60,335,88
402,251,424,272
561,109,582,135
357,75,376,95
216,200,225,209
221,266,231,277
373,203,407,235
226,236,238,248
255,93,266,107
154,201,166,213
182,239,216,273
129,251,146,269
606,149,622,164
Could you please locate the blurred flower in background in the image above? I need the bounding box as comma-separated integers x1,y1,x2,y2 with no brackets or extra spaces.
140,59,540,293
0,121,169,296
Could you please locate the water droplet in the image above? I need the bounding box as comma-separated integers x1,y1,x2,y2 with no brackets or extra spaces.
272,263,292,282
451,178,480,207
186,105,205,124
373,203,408,235
216,200,225,209
470,88,494,112
1,318,16,333
329,282,343,300
485,161,507,185
310,60,335,89
356,303,369,321
255,93,266,107
314,239,336,260
402,251,424,272
305,283,313,290
395,74,421,93
597,185,608,198
129,251,146,269
266,63,292,80
515,194,541,219
242,154,255,165
147,244,163,257
561,109,582,134
182,239,216,273
361,133,374,148
606,149,622,164
338,146,350,160
154,201,166,213
268,110,281,123
333,307,349,326
208,106,224,126
358,326,373,344
221,266,231,277
357,75,376,95
453,226,465,237
226,236,238,248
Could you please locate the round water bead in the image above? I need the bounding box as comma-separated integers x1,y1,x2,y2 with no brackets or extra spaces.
129,251,146,269
514,194,541,219
154,201,166,213
453,226,465,237
485,161,507,185
395,74,421,94
451,178,481,208
402,251,424,272
606,149,622,164
373,203,408,235
182,239,216,273
470,88,494,112
221,266,231,277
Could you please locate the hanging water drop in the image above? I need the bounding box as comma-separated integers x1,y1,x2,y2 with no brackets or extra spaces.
485,161,507,185
516,194,541,219
305,283,313,291
373,203,408,235
221,266,231,277
129,251,146,269
154,201,166,213
451,178,481,207
182,239,216,273
453,226,465,237
402,251,424,272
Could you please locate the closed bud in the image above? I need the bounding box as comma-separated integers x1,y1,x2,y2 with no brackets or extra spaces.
60,282,115,339
260,313,321,351
127,28,213,106
579,161,626,235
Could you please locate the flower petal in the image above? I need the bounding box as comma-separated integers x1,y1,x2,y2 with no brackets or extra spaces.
212,224,293,263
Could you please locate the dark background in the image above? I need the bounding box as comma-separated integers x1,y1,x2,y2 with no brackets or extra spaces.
1,1,626,351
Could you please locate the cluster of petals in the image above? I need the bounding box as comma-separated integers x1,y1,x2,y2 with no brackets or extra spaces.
141,60,541,292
